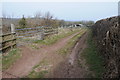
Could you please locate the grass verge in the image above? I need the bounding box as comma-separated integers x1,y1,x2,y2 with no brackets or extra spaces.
57,28,87,55
80,29,105,78
2,48,21,70
33,28,82,45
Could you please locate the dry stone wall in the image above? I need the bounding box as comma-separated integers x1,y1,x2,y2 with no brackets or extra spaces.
92,16,120,78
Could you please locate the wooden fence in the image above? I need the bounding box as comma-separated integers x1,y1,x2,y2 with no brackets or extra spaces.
0,24,16,53
16,26,58,40
1,24,58,53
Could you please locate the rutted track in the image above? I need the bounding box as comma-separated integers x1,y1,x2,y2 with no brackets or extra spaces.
48,32,89,78
2,31,82,78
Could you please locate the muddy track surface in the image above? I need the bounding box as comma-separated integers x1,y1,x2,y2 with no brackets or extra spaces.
48,32,88,78
2,32,81,78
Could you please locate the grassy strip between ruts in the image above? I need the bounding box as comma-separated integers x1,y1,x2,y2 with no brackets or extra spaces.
80,29,105,78
27,59,50,78
57,28,88,56
33,28,82,45
2,48,21,71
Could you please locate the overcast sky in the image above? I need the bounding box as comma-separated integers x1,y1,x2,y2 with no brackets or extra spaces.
1,0,119,2
1,2,119,21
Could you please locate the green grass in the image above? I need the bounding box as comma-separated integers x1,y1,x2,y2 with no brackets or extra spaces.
28,60,49,78
33,28,82,45
57,28,87,55
2,48,21,70
28,70,48,78
80,29,105,78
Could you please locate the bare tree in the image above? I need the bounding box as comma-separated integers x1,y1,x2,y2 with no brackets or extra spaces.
42,11,53,27
34,11,41,19
59,20,65,27
11,13,14,18
2,11,14,19
2,11,7,18
44,11,53,20
34,11,42,26
51,18,60,28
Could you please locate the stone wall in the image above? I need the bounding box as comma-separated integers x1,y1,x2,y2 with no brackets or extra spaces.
92,16,120,78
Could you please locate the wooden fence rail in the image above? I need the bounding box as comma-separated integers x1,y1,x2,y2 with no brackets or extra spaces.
1,24,58,53
16,26,58,40
0,24,16,53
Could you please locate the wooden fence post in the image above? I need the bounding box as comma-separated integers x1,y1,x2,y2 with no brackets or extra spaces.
11,24,16,48
37,27,44,40
0,20,2,54
11,24,15,33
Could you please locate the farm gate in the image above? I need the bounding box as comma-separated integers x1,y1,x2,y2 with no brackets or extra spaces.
1,24,58,53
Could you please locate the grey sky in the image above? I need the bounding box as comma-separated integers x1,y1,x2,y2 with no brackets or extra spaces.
2,2,118,21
